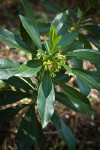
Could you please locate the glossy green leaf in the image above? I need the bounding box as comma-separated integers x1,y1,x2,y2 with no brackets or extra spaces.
0,105,26,124
56,92,84,113
51,35,62,53
44,40,50,53
77,78,91,96
0,58,20,80
4,76,36,91
65,42,84,53
67,49,100,62
70,58,90,96
59,83,94,118
20,23,33,47
78,33,92,49
55,88,91,114
83,25,100,38
16,63,41,77
12,28,20,36
37,72,55,127
27,60,42,68
70,58,83,68
19,15,42,49
49,26,62,53
51,110,76,150
49,26,57,49
54,72,71,84
21,0,39,49
87,71,100,83
93,62,100,72
85,35,100,49
72,68,100,91
0,90,31,106
58,32,78,49
0,28,33,53
51,10,70,35
17,105,45,150
21,0,39,34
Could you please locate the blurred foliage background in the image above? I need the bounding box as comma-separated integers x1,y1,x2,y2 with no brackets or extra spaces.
0,0,100,28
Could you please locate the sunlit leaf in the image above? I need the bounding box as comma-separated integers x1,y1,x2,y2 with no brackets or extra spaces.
58,32,78,49
19,15,42,49
16,63,41,77
0,58,20,80
51,10,70,35
37,72,55,127
0,28,33,53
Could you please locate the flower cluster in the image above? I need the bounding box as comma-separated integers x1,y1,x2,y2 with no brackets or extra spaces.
35,52,66,77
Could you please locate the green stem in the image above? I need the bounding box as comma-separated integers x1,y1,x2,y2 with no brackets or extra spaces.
19,77,36,90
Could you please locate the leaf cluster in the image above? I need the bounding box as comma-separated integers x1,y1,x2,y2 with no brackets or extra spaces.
0,0,100,149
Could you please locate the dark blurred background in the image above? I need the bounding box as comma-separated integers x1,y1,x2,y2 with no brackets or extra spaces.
0,0,100,28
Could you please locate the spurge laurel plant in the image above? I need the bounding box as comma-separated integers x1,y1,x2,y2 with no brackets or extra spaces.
0,0,100,150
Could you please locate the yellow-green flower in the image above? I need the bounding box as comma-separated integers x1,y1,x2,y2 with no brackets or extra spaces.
35,51,66,77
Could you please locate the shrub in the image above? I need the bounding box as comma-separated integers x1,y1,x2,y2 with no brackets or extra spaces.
0,0,100,149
